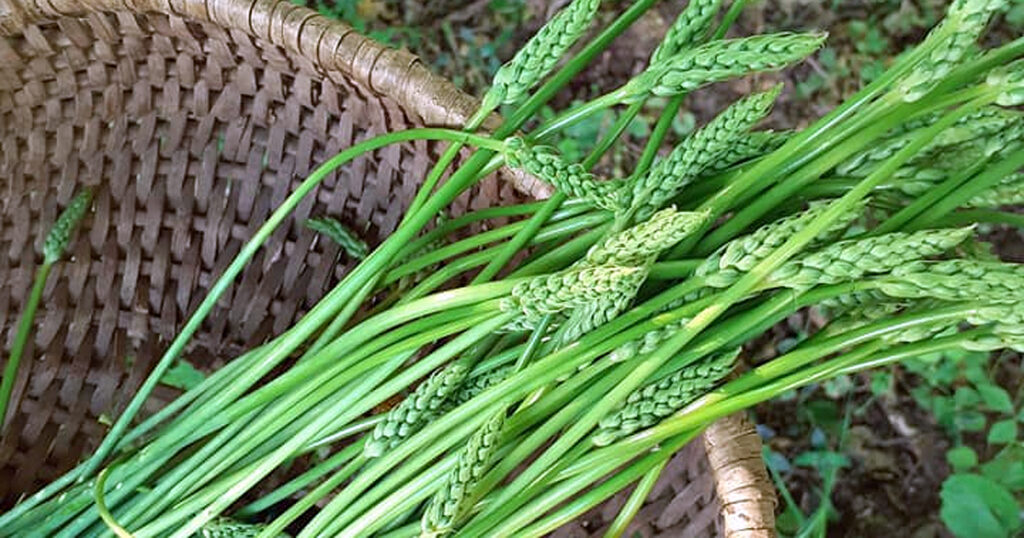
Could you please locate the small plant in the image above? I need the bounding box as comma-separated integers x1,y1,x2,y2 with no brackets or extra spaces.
0,189,91,431
900,347,1024,538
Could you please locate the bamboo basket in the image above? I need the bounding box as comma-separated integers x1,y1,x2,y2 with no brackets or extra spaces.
0,0,776,534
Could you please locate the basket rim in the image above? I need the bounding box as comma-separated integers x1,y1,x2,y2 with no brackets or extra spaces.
0,0,776,533
0,0,557,198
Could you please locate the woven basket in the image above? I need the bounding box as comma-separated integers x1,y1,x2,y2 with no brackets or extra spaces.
0,0,775,535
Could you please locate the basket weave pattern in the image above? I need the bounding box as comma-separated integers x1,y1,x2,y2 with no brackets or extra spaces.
0,1,774,535
0,1,528,501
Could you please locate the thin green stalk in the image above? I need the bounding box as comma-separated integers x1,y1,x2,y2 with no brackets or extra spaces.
256,451,368,537
165,314,513,538
474,193,569,283
551,101,982,506
935,209,1024,228
118,461,260,538
304,413,383,452
297,278,708,536
0,261,51,431
665,30,947,258
647,259,701,280
929,36,1024,98
509,225,609,277
235,436,365,517
712,0,750,40
604,459,665,538
590,100,646,160
306,279,378,356
399,218,609,303
387,211,607,284
76,128,507,483
392,202,591,265
531,93,628,142
514,315,553,372
490,432,697,538
873,161,990,235
404,108,495,220
905,148,1024,230
94,465,133,538
377,523,420,538
49,303,497,536
633,95,685,181
334,453,457,537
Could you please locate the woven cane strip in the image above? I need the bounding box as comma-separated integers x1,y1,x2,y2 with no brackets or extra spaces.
0,7,528,503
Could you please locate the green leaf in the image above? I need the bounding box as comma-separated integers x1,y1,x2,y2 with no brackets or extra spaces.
933,396,957,430
981,446,1024,492
955,410,987,433
955,386,981,408
946,446,978,472
823,374,854,399
1008,1,1024,29
963,355,992,386
793,450,851,471
870,371,892,396
910,385,933,409
160,359,205,391
941,474,1022,538
977,384,1015,414
988,420,1018,445
802,399,841,434
934,359,959,386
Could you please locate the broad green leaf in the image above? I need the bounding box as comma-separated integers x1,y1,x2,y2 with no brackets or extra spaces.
941,474,1022,538
955,386,981,408
977,384,1015,414
933,396,956,431
910,385,933,409
802,400,841,435
870,371,892,396
988,420,1018,445
955,410,987,433
946,446,978,472
160,359,205,391
981,446,1024,492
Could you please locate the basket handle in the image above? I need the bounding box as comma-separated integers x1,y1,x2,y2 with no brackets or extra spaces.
0,0,470,124
0,0,551,197
703,412,778,537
